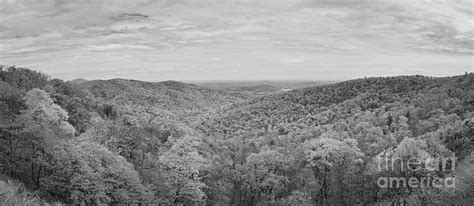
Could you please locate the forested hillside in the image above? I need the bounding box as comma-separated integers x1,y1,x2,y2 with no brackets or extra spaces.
198,75,473,138
78,78,248,124
197,73,474,205
0,65,472,205
195,80,333,97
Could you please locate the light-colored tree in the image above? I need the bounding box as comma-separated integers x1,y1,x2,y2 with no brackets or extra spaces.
304,137,364,204
238,147,294,203
159,135,209,204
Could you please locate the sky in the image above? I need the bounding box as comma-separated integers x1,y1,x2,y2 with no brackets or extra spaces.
1,0,473,81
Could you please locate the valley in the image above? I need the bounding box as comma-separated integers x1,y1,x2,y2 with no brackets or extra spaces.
0,65,472,205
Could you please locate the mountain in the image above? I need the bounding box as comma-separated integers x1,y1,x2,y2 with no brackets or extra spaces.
68,78,89,85
1,65,473,205
194,80,334,97
193,73,473,205
221,84,280,97
197,74,474,138
78,78,248,124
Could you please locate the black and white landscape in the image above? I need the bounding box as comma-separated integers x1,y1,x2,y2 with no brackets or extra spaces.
0,0,473,205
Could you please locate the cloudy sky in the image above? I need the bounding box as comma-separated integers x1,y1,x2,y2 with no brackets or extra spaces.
1,0,473,81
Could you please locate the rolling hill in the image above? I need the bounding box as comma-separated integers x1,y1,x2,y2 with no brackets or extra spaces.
77,78,248,124
1,65,473,205
197,74,474,138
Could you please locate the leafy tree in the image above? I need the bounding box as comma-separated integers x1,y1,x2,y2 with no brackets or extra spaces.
159,136,209,204
4,89,75,188
304,138,364,204
237,147,294,203
65,139,150,204
0,65,48,91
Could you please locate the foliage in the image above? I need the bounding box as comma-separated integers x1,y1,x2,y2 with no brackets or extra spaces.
0,179,43,206
157,136,209,203
0,67,472,205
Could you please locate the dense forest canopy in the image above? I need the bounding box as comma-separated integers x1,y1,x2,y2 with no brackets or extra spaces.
0,65,472,205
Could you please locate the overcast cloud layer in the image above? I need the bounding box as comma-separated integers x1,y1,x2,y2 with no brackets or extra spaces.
1,0,473,81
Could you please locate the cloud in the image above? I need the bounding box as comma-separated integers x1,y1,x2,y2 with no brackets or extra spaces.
0,0,472,80
85,44,153,51
280,57,306,64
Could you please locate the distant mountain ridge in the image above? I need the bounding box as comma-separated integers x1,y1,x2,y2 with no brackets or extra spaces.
197,74,474,138
68,78,89,85
1,65,473,205
195,80,334,98
78,78,248,124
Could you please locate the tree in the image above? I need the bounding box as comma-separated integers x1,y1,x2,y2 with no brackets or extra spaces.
0,65,48,91
237,147,294,203
304,138,364,204
65,140,150,204
393,115,412,142
5,89,75,188
0,81,25,124
19,88,76,138
159,135,209,204
438,153,474,205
